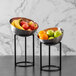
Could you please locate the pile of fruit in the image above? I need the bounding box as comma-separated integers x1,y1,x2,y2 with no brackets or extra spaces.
11,19,38,31
38,28,62,40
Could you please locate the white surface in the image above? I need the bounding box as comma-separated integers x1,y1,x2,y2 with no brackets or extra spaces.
0,0,76,55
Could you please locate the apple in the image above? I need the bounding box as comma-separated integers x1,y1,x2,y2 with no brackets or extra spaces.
54,30,62,38
22,24,29,30
28,21,34,25
27,28,32,31
27,27,32,31
49,37,54,40
20,21,27,26
47,30,54,37
30,24,35,30
34,24,38,30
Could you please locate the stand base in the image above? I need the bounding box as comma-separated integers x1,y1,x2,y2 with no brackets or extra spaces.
41,65,60,72
16,61,33,67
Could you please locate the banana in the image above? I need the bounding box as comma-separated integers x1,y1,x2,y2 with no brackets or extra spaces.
11,20,15,26
11,19,24,30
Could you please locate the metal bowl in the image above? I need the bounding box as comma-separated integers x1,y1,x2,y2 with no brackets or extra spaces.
38,27,64,45
9,17,39,36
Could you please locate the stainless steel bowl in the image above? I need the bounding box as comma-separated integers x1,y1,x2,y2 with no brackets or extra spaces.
9,17,39,36
38,27,64,45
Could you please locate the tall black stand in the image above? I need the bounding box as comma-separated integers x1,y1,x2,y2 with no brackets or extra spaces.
40,42,62,71
14,34,35,67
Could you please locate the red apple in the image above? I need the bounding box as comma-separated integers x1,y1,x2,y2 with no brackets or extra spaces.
22,24,29,30
30,24,35,30
28,21,34,26
20,21,27,26
34,24,38,30
27,27,32,31
27,28,32,31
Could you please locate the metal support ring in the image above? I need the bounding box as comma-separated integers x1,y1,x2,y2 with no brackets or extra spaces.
16,61,33,67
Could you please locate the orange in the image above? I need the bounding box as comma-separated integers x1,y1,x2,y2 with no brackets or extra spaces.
38,30,46,36
39,34,48,40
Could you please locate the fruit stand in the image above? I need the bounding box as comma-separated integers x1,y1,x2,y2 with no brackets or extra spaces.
38,27,63,71
10,17,38,67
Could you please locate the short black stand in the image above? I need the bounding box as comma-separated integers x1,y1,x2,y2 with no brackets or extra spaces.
40,42,62,72
14,34,35,67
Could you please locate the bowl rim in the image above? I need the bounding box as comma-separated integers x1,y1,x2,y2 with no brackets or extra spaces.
9,17,39,32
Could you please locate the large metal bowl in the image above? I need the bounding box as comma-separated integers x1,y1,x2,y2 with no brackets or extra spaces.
9,17,39,36
38,27,64,45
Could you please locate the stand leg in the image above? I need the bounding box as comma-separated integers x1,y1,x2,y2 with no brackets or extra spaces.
14,34,16,67
49,45,50,70
25,37,27,64
40,42,42,70
60,42,62,70
33,34,35,66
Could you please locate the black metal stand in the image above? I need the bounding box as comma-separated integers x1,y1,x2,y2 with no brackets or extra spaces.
40,42,62,72
14,34,35,67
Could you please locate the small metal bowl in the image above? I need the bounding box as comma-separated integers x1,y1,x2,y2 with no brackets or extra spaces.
38,27,64,45
9,17,39,36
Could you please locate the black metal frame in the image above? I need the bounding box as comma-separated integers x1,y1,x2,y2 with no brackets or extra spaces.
40,42,62,72
14,34,35,67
